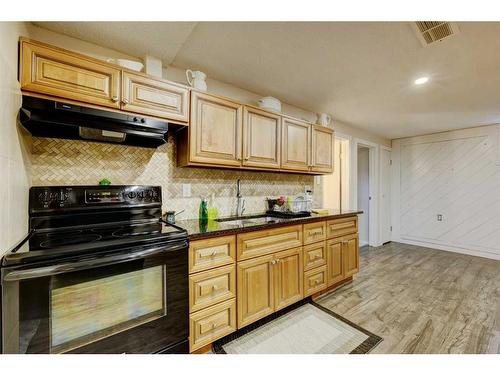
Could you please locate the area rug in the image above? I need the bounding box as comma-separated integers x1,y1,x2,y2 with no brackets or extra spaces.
212,300,382,354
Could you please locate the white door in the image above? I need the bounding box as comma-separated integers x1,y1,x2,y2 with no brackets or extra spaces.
380,149,392,244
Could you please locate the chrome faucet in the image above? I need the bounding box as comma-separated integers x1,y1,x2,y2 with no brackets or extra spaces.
236,179,246,217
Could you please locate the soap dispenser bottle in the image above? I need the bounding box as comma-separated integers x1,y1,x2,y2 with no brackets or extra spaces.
199,198,208,221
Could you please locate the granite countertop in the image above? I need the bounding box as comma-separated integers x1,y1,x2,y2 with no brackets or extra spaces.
175,209,362,240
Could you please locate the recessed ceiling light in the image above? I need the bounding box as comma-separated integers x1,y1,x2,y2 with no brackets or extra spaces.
414,77,429,85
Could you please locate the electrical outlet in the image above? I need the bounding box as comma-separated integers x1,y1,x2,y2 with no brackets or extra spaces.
182,184,191,198
437,214,443,221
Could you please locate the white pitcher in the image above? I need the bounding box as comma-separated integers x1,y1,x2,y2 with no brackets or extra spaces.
186,70,207,91
318,113,332,127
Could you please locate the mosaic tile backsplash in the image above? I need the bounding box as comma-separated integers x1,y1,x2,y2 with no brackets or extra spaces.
31,135,315,220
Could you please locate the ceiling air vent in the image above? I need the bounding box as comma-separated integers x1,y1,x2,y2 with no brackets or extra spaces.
411,22,460,46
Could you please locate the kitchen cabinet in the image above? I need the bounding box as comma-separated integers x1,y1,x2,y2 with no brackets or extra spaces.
342,234,360,278
20,38,121,109
326,234,360,286
237,254,275,328
273,247,303,311
326,239,344,286
19,38,190,124
237,247,303,328
237,224,303,261
327,216,358,238
311,125,334,173
189,298,236,352
188,235,236,274
188,236,236,352
304,265,328,297
189,215,359,351
303,241,327,271
121,71,189,122
242,106,281,169
180,91,243,167
281,117,311,172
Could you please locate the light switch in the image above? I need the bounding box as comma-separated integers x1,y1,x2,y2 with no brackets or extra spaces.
182,184,191,197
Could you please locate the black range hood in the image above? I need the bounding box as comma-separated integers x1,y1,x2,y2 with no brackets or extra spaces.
20,96,169,148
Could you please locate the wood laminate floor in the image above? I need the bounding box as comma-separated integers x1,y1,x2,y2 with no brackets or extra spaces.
316,242,500,354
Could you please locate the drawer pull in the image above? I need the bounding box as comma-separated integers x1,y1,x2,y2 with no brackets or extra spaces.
212,285,219,292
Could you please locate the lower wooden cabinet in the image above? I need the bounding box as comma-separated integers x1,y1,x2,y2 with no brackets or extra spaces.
189,218,360,351
326,239,344,286
304,265,328,297
237,247,303,328
343,234,359,278
274,247,303,311
237,254,275,328
326,233,360,286
189,298,236,352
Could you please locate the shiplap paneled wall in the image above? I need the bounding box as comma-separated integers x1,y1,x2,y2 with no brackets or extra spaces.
391,124,500,260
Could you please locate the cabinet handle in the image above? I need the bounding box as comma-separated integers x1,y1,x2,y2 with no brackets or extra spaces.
122,98,129,104
111,96,119,103
212,285,218,291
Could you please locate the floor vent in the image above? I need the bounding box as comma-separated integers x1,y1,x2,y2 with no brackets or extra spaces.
411,22,460,46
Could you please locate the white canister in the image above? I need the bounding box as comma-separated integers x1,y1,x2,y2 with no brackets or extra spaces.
317,113,332,127
257,96,282,112
186,70,208,91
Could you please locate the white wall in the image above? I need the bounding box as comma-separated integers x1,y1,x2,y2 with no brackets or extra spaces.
0,22,32,255
357,147,370,246
391,124,500,260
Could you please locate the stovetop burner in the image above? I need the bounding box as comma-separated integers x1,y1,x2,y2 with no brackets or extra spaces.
28,221,183,253
39,234,103,248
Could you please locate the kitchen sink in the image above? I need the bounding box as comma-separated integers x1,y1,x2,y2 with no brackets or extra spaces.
216,215,278,226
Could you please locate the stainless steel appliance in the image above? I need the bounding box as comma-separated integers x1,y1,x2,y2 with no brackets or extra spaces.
1,185,188,354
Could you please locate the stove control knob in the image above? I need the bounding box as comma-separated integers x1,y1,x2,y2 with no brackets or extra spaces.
137,191,144,200
128,191,137,199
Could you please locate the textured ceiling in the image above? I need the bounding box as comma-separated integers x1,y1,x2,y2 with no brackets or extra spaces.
33,22,500,139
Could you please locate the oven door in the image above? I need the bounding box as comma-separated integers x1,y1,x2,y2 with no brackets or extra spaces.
1,240,188,354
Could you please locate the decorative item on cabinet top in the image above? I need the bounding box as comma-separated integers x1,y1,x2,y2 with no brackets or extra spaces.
18,38,189,125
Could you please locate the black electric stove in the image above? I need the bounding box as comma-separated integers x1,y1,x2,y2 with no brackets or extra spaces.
1,185,189,354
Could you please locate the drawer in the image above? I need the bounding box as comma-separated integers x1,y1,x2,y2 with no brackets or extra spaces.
327,216,358,238
304,265,327,297
303,241,327,271
189,298,236,352
189,265,236,313
237,225,303,261
189,235,236,274
303,221,327,244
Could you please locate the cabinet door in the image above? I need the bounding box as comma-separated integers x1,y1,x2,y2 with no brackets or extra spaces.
121,71,189,122
20,39,121,108
237,255,275,328
281,117,311,171
311,126,334,173
189,92,243,167
274,247,303,311
326,239,344,286
343,234,359,278
242,107,281,169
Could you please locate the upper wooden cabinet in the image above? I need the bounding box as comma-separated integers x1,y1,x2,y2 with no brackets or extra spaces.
121,71,189,122
281,117,311,172
311,125,334,173
19,38,189,123
242,107,281,169
186,91,243,167
20,39,121,109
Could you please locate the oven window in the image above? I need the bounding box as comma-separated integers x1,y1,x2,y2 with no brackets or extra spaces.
50,265,166,353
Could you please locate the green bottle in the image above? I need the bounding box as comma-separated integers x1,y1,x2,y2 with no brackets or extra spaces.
199,198,208,221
